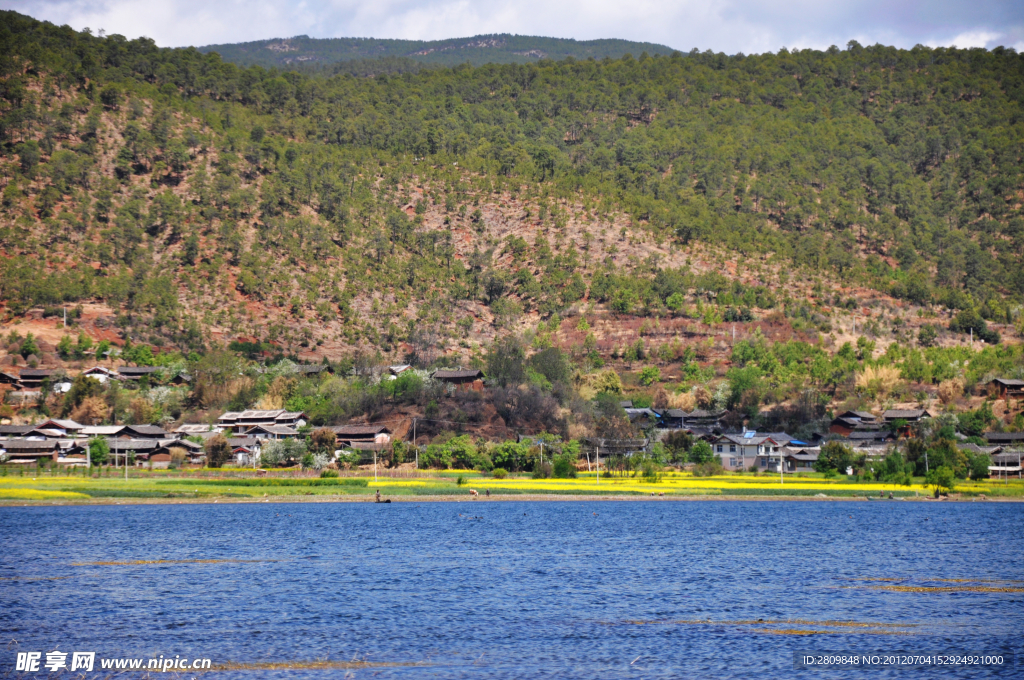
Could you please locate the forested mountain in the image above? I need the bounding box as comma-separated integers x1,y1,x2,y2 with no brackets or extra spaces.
1,9,1023,369
198,34,678,70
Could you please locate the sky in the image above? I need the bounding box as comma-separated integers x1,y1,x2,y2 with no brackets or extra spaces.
5,0,1024,53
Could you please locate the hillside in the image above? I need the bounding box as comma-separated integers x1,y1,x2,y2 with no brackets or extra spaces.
197,34,679,69
0,11,1023,437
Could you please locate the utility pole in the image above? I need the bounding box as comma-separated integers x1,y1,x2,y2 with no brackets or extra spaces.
413,418,417,470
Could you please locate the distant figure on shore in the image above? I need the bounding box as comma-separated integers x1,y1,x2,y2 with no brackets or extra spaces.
485,489,490,497
375,489,381,503
889,492,894,499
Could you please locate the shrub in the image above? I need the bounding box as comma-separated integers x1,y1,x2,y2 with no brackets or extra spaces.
320,469,339,478
532,461,552,478
937,377,964,404
456,475,466,486
310,427,337,453
491,467,508,479
855,365,903,400
641,459,661,483
667,390,697,411
204,434,232,468
638,366,660,386
168,447,187,469
692,460,724,477
552,453,578,478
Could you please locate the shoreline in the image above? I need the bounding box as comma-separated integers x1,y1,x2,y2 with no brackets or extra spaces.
2,493,1020,506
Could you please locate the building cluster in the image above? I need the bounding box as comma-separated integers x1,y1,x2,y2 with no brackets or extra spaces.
0,409,401,469
610,395,1023,477
1,366,1021,476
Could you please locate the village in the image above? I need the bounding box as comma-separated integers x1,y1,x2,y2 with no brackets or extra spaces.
2,359,1022,484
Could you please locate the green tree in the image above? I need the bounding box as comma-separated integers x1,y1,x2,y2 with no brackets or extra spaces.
925,465,956,497
19,333,39,359
88,437,109,466
815,441,855,473
638,366,660,386
689,440,714,464
487,335,526,387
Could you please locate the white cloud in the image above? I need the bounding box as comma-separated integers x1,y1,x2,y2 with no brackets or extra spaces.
5,0,1023,54
927,29,1002,48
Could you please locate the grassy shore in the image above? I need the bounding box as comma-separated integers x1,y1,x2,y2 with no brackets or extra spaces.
1,468,1022,504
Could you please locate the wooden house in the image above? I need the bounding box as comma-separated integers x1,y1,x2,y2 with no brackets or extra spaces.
327,424,391,448
431,369,485,391
17,369,54,390
988,378,1024,400
829,410,880,436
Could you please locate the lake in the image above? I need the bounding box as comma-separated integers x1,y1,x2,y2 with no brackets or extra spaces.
1,500,1022,678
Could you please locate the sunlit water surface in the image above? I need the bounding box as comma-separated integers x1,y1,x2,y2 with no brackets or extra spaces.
2,501,1022,678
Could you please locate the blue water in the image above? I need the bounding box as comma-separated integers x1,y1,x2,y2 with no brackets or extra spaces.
1,501,1022,678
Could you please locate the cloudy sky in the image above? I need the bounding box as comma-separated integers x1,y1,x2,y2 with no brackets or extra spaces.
6,0,1024,53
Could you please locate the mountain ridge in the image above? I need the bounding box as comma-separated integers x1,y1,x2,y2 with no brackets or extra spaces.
197,33,680,69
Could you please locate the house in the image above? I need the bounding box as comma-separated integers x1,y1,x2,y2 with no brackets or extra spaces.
682,409,727,427
170,371,192,386
389,364,412,377
989,450,1023,479
17,369,55,389
117,366,162,381
984,432,1024,446
844,430,897,446
660,409,686,429
32,419,84,437
988,378,1024,400
882,409,927,423
175,423,222,437
120,424,170,439
228,437,261,466
0,439,62,464
0,371,20,386
712,433,784,471
244,424,299,440
829,410,880,436
327,424,391,448
624,408,661,427
777,446,820,473
107,438,198,468
295,364,333,376
431,369,485,391
217,409,306,434
81,366,121,383
619,400,634,409
80,425,127,438
0,425,34,436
